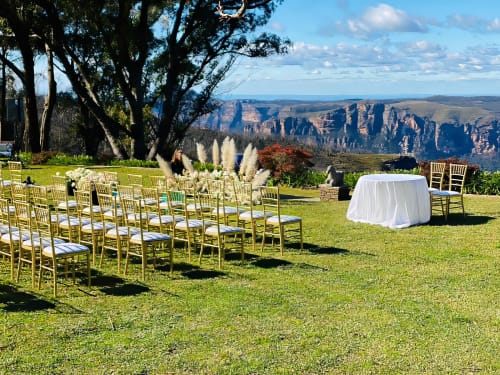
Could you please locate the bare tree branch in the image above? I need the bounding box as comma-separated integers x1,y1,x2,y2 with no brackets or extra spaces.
218,0,248,20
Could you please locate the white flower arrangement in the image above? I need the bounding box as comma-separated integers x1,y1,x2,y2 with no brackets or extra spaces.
65,168,106,189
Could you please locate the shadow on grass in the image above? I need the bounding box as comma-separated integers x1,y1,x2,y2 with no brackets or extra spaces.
182,269,226,279
427,214,494,226
0,283,56,312
91,271,150,296
251,258,293,268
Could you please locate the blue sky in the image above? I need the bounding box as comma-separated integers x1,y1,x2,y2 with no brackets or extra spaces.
218,0,500,99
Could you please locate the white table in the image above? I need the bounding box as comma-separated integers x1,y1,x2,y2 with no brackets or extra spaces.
346,174,430,229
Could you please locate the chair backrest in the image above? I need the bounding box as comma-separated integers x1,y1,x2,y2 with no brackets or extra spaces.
10,182,30,202
8,161,22,183
429,162,446,190
74,190,98,223
30,185,50,207
51,175,68,191
0,198,14,230
95,182,113,195
149,175,168,189
259,185,281,217
102,171,119,184
448,164,468,193
127,174,143,187
33,205,57,251
120,197,148,232
12,200,35,237
117,184,141,200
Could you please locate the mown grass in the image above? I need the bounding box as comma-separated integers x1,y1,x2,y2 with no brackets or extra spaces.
0,166,499,374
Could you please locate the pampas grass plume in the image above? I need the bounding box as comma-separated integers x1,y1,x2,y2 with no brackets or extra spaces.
182,154,195,174
196,143,207,164
239,143,253,176
156,154,173,179
212,139,220,166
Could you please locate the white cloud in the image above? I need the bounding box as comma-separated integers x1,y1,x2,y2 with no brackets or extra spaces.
335,3,427,39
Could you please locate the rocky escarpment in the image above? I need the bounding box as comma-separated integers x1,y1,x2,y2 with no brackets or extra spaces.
194,98,500,164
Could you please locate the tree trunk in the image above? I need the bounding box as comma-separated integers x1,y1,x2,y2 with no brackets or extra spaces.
21,56,41,153
40,43,56,151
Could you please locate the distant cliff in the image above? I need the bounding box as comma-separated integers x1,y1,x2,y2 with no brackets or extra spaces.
194,97,500,167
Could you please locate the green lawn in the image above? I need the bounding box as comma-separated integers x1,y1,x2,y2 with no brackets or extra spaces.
0,166,499,374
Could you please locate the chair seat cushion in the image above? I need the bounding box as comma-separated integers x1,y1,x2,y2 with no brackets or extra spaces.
130,231,171,243
103,209,123,218
2,230,38,242
431,190,461,197
57,200,77,210
175,219,206,229
23,236,66,248
212,206,242,216
149,215,182,225
82,205,102,214
59,218,91,227
267,215,302,224
81,222,114,231
239,210,271,220
106,226,140,237
42,242,89,257
205,224,244,235
126,213,157,223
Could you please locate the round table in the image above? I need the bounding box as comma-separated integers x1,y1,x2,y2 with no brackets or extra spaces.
346,174,430,229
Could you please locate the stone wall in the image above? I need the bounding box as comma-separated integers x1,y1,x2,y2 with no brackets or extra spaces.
319,185,350,201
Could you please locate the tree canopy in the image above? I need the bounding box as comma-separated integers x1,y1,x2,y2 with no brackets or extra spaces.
0,0,290,159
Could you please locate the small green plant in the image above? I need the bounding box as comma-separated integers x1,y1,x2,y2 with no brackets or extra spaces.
110,159,159,168
46,154,97,166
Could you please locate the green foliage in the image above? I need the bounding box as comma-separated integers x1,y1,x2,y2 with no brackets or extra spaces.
46,154,97,166
467,170,500,195
30,151,59,165
193,161,220,172
281,170,326,187
109,159,159,168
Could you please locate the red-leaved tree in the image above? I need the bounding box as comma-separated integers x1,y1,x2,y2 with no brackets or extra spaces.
258,143,314,181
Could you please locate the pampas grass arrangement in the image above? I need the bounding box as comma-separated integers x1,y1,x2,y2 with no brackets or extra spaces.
244,146,259,179
212,139,220,166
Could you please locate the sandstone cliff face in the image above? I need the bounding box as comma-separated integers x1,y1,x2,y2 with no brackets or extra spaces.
194,99,500,161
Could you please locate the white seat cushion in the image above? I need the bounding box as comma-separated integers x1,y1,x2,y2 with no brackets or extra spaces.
205,224,244,235
130,231,171,243
149,215,182,225
267,215,302,224
23,236,65,248
82,205,101,214
42,242,89,257
239,210,271,220
175,219,206,229
81,222,114,231
431,190,461,197
106,226,140,236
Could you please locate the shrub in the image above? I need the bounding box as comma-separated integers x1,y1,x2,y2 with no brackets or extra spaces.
30,151,59,165
46,154,97,166
109,159,159,168
258,143,314,184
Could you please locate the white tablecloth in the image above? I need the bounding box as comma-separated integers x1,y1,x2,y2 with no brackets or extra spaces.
346,174,430,229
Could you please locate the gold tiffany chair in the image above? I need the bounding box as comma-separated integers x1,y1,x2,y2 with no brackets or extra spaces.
234,181,269,253
97,193,136,273
33,205,91,297
431,163,468,220
14,201,65,288
427,161,446,215
259,186,303,255
0,198,19,279
198,192,244,269
120,197,173,279
75,190,113,266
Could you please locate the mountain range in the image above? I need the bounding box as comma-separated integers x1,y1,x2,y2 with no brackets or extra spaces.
194,96,500,171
